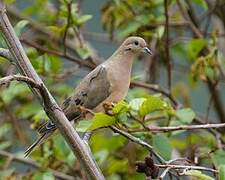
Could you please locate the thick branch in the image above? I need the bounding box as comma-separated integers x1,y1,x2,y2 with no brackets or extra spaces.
0,2,104,179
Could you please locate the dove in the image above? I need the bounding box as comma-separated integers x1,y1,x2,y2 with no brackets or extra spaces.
24,36,152,156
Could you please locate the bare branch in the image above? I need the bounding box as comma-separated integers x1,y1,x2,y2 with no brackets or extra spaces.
0,74,41,88
164,0,172,91
156,164,217,174
128,123,225,133
109,126,166,163
0,2,104,179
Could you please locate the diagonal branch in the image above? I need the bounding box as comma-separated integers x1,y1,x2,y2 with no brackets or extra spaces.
0,2,104,179
110,126,166,163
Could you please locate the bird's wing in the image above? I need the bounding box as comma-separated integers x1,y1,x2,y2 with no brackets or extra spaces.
38,65,112,133
25,65,112,156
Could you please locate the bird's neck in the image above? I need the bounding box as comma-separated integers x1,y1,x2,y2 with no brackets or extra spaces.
109,51,135,74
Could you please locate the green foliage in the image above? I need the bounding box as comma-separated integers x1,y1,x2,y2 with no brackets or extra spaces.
219,165,225,180
175,108,195,124
184,170,213,180
14,20,29,36
139,95,172,117
152,134,172,160
33,171,54,180
88,113,117,131
186,39,208,61
211,150,225,168
0,0,224,179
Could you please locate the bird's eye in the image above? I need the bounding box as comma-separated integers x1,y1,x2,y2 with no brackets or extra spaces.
134,41,139,46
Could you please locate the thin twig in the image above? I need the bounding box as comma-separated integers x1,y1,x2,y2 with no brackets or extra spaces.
155,164,217,173
62,1,72,55
164,0,172,91
0,74,41,88
109,126,166,163
128,123,225,133
21,39,95,69
159,167,171,179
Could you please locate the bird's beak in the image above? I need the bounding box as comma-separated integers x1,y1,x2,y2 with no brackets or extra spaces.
142,47,153,55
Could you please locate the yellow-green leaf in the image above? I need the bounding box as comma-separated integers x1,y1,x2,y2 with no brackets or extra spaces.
139,96,166,116
88,113,116,131
176,108,195,124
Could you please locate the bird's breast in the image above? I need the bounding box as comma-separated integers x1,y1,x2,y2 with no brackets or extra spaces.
93,64,131,112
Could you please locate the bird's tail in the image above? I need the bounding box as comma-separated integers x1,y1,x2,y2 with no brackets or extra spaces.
24,132,53,157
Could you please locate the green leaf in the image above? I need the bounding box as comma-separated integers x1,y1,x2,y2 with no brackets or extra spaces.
118,21,141,39
129,98,146,111
14,20,29,36
0,141,11,150
46,54,62,73
152,134,172,160
32,110,48,123
0,169,14,180
76,120,92,132
176,108,195,124
76,14,92,25
184,170,213,180
112,101,129,114
0,123,11,138
192,0,208,10
108,158,128,174
139,96,166,116
33,171,54,180
187,39,207,61
88,113,116,131
1,82,30,104
16,103,41,118
219,165,225,180
76,47,90,59
211,150,225,168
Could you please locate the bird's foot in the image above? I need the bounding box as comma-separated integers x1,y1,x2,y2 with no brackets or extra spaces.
78,106,95,116
103,102,114,115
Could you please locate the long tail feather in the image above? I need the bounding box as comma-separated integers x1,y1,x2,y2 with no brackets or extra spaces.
24,132,53,157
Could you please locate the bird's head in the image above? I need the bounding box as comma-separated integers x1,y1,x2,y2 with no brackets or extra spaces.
120,36,152,56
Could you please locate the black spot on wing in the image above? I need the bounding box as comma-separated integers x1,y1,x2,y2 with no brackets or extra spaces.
75,98,81,105
62,97,72,110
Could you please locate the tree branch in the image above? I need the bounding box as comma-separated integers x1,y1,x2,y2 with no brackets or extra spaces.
156,164,217,174
128,123,225,133
109,126,166,163
0,2,104,179
164,0,172,91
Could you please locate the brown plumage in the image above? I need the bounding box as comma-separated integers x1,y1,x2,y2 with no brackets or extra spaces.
24,36,152,157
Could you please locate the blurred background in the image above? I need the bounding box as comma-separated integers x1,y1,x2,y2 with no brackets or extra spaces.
0,0,225,179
